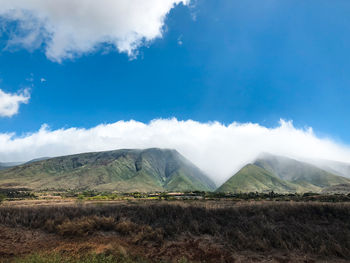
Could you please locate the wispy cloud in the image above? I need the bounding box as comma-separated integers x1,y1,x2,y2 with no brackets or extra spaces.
0,88,30,117
0,0,190,62
1,118,349,184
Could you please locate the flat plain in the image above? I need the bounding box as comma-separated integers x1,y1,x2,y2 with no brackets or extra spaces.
1,193,350,263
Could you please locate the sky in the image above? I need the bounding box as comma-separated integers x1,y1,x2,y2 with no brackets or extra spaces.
0,0,350,184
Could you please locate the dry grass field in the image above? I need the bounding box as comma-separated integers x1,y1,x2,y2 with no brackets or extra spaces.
1,199,350,262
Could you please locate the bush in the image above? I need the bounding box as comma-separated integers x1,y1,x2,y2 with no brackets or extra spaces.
115,220,139,235
56,216,116,237
132,225,164,245
0,193,5,203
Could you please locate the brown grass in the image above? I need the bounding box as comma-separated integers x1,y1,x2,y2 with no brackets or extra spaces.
1,201,350,262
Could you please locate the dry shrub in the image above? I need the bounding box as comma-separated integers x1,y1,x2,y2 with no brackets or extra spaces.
56,216,116,237
114,220,164,245
132,225,164,245
1,202,350,258
94,216,116,231
57,217,96,237
44,219,56,233
115,220,139,235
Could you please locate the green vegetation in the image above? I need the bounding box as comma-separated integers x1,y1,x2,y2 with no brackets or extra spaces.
0,193,5,203
2,187,350,202
0,148,215,193
216,164,308,193
0,188,36,202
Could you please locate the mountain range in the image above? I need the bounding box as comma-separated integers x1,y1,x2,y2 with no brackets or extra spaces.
0,149,350,193
0,148,215,192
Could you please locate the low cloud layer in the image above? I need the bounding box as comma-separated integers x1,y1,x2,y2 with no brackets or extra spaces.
1,119,350,185
0,0,189,62
0,88,30,117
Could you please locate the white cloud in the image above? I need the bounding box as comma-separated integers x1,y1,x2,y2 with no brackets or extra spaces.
177,34,183,45
0,88,30,117
0,0,190,62
1,118,350,185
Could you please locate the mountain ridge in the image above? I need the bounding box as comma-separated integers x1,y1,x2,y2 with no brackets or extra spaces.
0,148,216,192
2,150,350,193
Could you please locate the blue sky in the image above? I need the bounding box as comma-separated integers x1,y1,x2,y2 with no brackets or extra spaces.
0,0,350,166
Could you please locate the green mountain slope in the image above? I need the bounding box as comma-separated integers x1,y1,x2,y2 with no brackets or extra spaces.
0,162,23,171
254,153,350,188
217,154,350,193
306,159,350,179
216,164,310,193
0,148,215,192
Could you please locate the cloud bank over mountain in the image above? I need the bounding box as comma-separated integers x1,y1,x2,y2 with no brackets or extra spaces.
0,88,30,117
1,119,350,184
0,0,189,62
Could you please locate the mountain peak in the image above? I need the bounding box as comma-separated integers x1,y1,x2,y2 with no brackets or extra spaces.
0,148,215,192
217,154,350,193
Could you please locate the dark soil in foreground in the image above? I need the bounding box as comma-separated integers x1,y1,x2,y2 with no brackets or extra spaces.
0,201,350,262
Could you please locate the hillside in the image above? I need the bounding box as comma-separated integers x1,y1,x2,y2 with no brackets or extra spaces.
321,184,350,194
217,154,350,193
254,153,350,188
0,148,215,192
306,159,350,179
0,162,22,171
216,164,310,193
